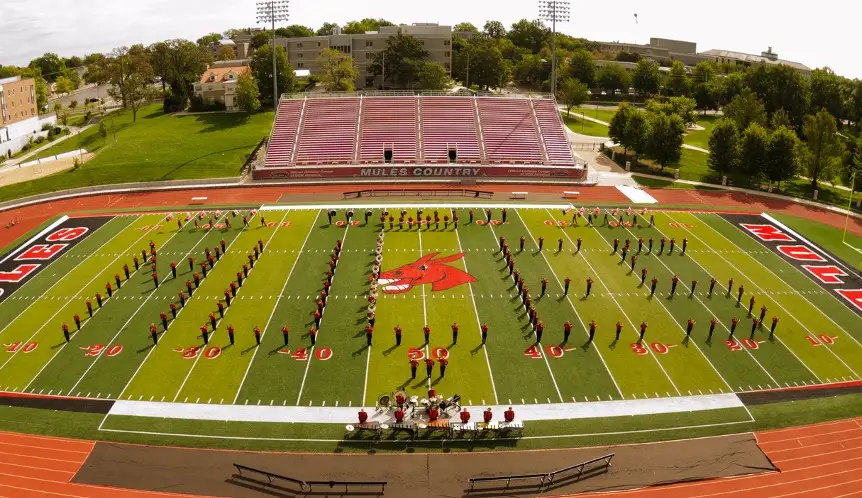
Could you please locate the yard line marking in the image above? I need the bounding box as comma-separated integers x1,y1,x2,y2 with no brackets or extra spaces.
232,210,316,404
488,217,563,402
296,214,349,406
620,213,781,387
65,215,209,395
712,214,862,353
118,210,262,401
674,212,841,381
416,224,433,391
0,218,116,338
174,210,286,402
542,209,680,395
454,225,498,404
1,215,153,378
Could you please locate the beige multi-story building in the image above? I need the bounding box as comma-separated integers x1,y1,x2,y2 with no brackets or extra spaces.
699,47,811,75
0,76,38,128
265,23,453,89
193,63,250,110
595,37,710,68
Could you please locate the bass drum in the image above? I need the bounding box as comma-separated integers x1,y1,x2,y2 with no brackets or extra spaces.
378,394,390,407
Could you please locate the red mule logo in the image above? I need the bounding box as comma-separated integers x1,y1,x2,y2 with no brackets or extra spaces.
378,253,477,294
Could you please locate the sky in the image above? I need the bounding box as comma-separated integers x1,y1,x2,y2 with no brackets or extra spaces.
1,0,859,79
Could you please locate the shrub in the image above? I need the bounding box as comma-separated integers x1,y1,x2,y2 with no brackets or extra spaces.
34,136,46,144
41,123,52,131
69,100,78,108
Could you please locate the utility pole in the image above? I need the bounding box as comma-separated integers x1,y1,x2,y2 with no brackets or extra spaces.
256,1,289,108
538,0,570,97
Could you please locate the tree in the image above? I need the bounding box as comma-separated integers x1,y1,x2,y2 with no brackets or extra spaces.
483,21,506,39
596,63,630,97
316,23,340,36
567,49,596,88
847,79,862,130
53,102,62,114
507,19,549,53
460,37,510,90
615,51,641,63
665,61,690,96
64,56,83,68
609,103,638,152
369,31,428,88
802,109,843,190
28,53,64,82
625,110,650,155
34,77,47,111
164,39,210,110
217,45,236,61
235,72,261,112
841,137,862,192
148,42,170,91
724,89,766,131
196,33,222,47
454,22,478,32
99,121,108,142
417,62,450,90
69,100,78,108
557,77,588,118
707,118,741,178
644,113,685,169
717,71,746,106
809,67,844,120
646,96,697,126
513,54,548,88
317,48,358,91
632,59,660,97
251,31,271,49
739,123,768,182
770,108,793,130
342,18,394,34
251,44,296,106
765,126,800,189
276,25,315,38
747,64,810,128
53,76,74,95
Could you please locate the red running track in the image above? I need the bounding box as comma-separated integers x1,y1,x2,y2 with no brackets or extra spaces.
566,417,862,497
0,431,212,497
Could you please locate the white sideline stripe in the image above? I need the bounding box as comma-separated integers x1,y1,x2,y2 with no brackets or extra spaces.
259,203,573,211
107,393,743,424
615,185,658,204
844,241,862,255
0,215,69,264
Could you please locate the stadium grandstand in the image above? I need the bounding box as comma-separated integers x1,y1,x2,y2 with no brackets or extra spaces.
254,92,587,181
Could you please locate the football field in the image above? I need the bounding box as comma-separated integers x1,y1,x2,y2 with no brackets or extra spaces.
1,205,861,415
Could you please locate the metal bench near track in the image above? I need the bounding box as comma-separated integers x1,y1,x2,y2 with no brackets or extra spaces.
467,453,614,493
232,463,387,494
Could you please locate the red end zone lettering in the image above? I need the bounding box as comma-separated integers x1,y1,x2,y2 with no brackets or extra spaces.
46,227,88,242
801,265,848,284
0,264,40,283
837,289,862,312
15,244,68,261
740,224,794,241
777,245,826,262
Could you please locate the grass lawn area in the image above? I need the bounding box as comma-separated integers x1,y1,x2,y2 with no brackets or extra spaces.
685,114,721,150
778,178,861,214
2,104,273,202
577,106,618,124
561,112,609,137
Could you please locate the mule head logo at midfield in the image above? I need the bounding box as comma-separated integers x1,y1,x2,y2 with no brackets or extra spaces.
378,253,477,294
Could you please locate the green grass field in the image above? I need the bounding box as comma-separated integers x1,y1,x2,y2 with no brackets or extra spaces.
561,112,609,137
0,105,273,202
1,206,860,449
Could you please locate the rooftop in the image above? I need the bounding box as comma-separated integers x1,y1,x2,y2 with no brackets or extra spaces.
199,65,248,84
699,49,811,72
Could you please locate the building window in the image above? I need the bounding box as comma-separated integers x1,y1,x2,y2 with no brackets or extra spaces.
299,53,303,58
298,42,303,48
317,42,321,47
297,62,304,68
365,40,373,48
366,52,374,59
445,51,450,58
444,40,450,46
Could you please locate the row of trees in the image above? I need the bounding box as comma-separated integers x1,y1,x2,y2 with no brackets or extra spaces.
608,103,686,170
709,110,861,191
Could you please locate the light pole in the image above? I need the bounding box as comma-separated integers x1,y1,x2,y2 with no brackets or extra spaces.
538,0,570,98
256,1,289,108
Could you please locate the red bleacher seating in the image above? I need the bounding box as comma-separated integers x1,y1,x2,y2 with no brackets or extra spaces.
359,97,418,164
477,98,543,165
264,95,576,169
420,96,483,164
294,98,359,165
531,99,576,166
263,99,304,168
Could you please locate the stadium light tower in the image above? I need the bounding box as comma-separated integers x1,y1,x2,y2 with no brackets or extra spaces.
538,0,570,98
256,1,290,108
